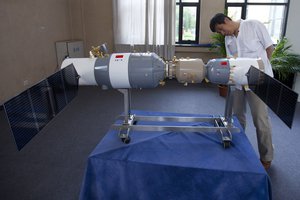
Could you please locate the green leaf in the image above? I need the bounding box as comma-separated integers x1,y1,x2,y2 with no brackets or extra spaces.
210,33,226,57
271,37,300,81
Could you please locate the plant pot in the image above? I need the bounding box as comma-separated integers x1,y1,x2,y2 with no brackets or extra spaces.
218,85,228,97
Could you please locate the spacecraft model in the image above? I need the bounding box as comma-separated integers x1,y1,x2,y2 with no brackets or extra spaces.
3,52,298,150
60,52,297,147
61,52,265,88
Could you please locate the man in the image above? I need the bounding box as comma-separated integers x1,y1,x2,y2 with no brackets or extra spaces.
210,13,274,170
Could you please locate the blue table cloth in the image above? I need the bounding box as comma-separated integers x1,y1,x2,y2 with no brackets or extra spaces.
80,111,272,200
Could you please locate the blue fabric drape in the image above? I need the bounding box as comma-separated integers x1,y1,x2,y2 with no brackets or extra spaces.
80,110,272,200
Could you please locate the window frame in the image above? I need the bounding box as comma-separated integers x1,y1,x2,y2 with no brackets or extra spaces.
176,0,200,44
225,0,290,38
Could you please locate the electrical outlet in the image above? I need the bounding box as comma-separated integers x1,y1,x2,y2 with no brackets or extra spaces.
23,80,29,86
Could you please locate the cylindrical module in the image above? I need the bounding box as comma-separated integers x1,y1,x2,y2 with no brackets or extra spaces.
206,58,263,85
228,58,263,85
95,52,166,88
206,58,231,85
61,52,166,89
175,58,206,84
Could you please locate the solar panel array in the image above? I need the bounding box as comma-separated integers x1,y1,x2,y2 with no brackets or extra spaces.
4,64,79,150
247,66,298,128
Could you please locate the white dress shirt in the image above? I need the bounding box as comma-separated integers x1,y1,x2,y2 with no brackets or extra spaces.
225,19,274,89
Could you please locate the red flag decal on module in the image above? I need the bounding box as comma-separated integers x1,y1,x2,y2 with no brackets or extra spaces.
221,61,227,66
115,55,124,59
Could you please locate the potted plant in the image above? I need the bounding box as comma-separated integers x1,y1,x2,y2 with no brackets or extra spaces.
210,33,228,97
271,37,300,88
210,33,226,58
210,8,228,58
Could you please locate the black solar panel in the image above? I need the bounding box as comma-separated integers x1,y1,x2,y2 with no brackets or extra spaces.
48,69,68,112
4,90,39,150
247,66,298,128
4,65,79,150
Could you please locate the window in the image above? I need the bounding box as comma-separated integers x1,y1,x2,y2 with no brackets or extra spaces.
226,0,290,43
176,0,200,44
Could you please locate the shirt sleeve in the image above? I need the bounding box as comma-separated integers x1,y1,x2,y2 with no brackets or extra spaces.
225,36,231,57
225,36,237,57
255,21,274,49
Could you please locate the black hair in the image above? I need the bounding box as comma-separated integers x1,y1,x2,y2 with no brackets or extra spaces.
209,13,232,32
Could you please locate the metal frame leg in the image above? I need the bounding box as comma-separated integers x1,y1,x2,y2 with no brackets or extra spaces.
118,89,132,123
117,89,133,143
224,85,235,125
220,85,236,148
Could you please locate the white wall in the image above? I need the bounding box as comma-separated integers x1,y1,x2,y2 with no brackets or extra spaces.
0,0,113,105
0,0,73,105
285,0,300,101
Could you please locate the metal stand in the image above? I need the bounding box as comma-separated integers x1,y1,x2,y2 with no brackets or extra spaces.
117,89,133,144
220,85,235,148
113,87,239,148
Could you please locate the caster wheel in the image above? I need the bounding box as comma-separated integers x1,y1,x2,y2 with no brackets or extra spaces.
121,137,131,144
223,141,231,148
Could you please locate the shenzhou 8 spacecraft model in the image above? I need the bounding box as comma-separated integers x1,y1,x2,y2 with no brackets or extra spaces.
61,52,264,88
3,52,298,150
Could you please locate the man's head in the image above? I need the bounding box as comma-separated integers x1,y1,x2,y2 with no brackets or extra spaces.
210,13,237,36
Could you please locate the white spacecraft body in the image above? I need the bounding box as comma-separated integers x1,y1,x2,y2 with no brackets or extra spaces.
61,57,98,86
62,52,165,89
61,52,264,88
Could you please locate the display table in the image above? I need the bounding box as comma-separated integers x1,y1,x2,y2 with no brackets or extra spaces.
80,111,272,200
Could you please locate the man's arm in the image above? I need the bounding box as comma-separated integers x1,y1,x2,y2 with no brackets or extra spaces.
266,45,274,60
254,20,274,60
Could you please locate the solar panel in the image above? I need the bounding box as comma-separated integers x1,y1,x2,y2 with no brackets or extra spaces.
247,66,298,128
4,64,79,150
